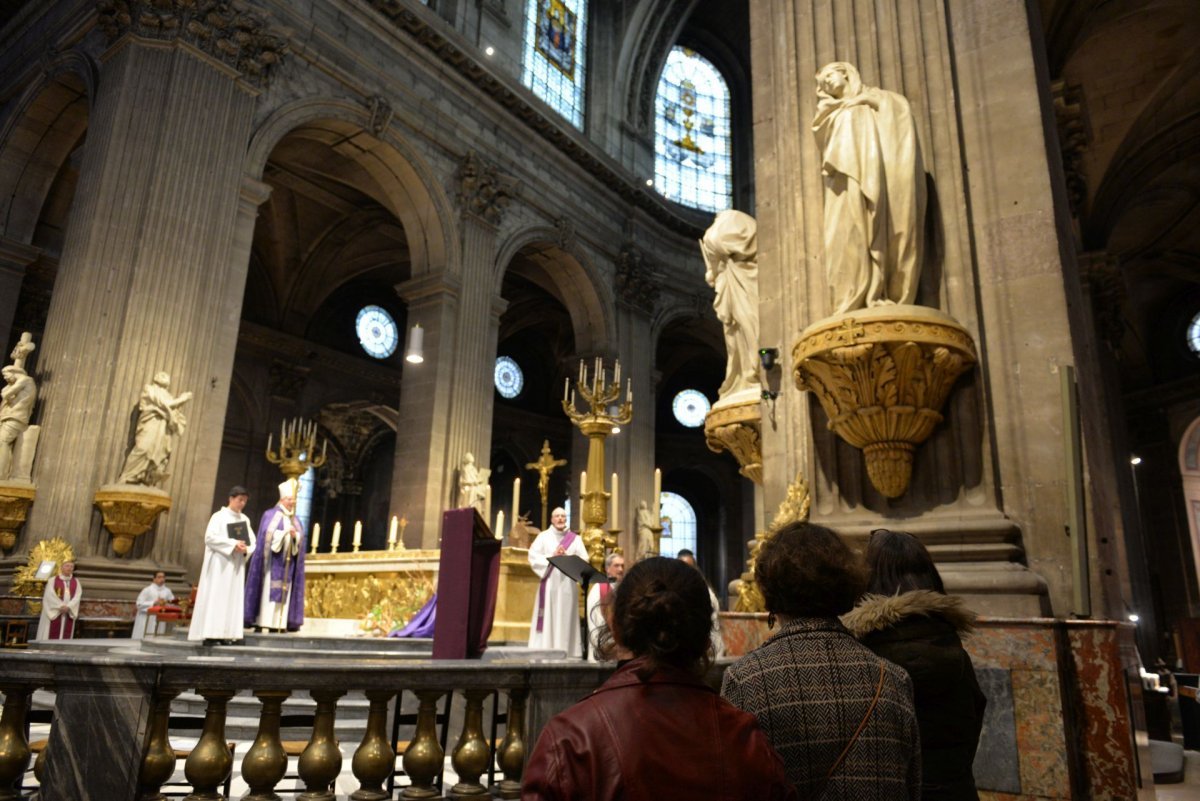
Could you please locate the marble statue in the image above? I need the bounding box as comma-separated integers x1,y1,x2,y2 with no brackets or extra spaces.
813,62,927,314
0,364,37,480
9,331,35,370
700,210,761,400
457,452,490,512
117,372,193,486
635,500,658,561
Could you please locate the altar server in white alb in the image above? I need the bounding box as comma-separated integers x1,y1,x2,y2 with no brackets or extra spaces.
188,486,255,644
527,507,589,657
133,570,176,639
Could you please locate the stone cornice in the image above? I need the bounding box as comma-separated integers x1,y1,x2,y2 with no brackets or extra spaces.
364,0,704,239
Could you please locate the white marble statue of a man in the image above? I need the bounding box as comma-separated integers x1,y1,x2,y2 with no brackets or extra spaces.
635,500,658,561
813,61,927,315
0,365,36,481
700,210,760,400
458,452,490,512
117,372,193,486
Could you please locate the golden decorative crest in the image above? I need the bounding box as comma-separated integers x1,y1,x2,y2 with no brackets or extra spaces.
704,399,763,485
12,537,74,598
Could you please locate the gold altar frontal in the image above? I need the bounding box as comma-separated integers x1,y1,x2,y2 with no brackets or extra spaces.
303,547,538,643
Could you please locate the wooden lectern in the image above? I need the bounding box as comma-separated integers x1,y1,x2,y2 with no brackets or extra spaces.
432,508,501,659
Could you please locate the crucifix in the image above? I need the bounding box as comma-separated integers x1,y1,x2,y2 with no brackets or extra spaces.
525,439,567,530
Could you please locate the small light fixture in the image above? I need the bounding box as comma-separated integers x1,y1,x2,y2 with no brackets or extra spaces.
404,323,424,364
645,178,653,186
485,46,495,56
1128,613,1140,623
1130,455,1142,466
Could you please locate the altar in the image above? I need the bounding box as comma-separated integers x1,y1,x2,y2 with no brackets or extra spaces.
303,546,539,643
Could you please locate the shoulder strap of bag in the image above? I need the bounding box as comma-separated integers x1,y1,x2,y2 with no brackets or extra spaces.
825,659,888,781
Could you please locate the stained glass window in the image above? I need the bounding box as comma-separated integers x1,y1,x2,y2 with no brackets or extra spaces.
522,0,588,129
1188,311,1200,356
356,305,398,359
672,389,710,427
495,356,524,398
659,491,697,557
654,48,732,212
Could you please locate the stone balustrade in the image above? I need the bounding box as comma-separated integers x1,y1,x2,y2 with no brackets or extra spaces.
0,645,612,800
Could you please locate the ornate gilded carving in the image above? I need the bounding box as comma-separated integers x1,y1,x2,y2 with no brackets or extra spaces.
96,0,288,86
703,398,763,485
93,486,172,556
456,151,518,226
0,484,35,554
12,538,75,613
732,473,811,613
793,309,976,498
615,244,661,313
305,572,434,628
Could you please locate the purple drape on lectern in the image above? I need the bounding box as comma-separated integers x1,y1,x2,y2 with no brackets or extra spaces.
390,593,437,638
243,505,306,630
432,507,501,659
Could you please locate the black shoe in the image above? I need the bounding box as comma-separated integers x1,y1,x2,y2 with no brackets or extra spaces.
202,638,219,647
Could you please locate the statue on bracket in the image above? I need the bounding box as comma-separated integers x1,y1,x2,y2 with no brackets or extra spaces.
813,61,926,314
700,209,760,401
635,500,659,561
116,372,193,487
0,332,40,482
457,452,490,513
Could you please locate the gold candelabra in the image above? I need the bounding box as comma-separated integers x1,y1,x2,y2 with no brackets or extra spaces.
562,358,632,571
266,417,328,481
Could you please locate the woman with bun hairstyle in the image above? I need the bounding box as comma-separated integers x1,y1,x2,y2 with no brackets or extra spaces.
842,529,986,800
522,557,796,801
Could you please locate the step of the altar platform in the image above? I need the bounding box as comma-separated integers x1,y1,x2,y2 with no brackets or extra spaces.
174,689,374,742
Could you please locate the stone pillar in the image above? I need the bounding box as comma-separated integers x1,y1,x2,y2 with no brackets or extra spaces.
0,239,40,351
23,9,284,572
750,0,1076,614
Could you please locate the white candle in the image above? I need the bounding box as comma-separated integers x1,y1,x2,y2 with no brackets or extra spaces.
512,477,521,526
627,378,632,403
496,510,505,538
389,516,398,546
353,520,362,548
332,521,342,550
563,377,569,402
653,468,662,520
610,472,619,528
310,522,320,554
483,485,492,524
266,433,273,454
614,360,620,388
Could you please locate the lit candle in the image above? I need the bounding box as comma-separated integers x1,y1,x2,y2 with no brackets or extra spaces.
496,510,505,539
610,472,619,528
483,485,492,525
266,433,273,454
389,515,398,548
653,468,662,520
563,377,569,402
614,360,620,388
310,522,320,554
627,378,632,403
353,520,362,549
579,359,585,384
512,477,521,528
332,521,342,551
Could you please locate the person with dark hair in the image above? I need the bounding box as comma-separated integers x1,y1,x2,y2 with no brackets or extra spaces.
523,557,796,801
721,522,920,799
842,529,986,800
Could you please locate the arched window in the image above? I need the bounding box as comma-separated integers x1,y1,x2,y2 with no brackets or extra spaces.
654,47,732,212
523,0,588,129
659,491,697,557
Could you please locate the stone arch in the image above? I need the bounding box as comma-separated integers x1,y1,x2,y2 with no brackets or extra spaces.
0,50,97,244
493,225,615,354
245,97,459,283
1179,415,1200,591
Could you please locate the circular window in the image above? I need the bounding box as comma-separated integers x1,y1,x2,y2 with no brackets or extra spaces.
495,356,524,399
672,389,710,427
1188,311,1200,356
355,306,398,359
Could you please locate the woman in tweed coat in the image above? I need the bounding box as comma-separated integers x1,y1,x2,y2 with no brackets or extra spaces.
721,522,921,799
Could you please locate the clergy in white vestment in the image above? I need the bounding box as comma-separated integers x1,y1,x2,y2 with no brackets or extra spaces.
133,570,176,639
188,486,255,644
244,478,306,632
527,507,588,657
585,551,625,662
36,560,81,640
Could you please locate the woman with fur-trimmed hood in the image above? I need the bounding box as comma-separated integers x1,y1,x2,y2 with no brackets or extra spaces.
843,529,987,801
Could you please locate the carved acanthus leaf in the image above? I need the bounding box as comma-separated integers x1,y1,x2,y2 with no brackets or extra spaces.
615,243,661,313
456,151,519,226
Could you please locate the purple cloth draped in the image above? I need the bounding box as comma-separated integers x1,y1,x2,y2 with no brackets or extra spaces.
390,593,437,638
243,505,307,631
536,529,577,633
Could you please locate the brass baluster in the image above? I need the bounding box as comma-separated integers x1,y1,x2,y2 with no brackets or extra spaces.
297,689,344,801
242,690,291,801
448,689,490,798
401,690,444,799
183,688,235,801
138,689,181,801
0,685,32,801
350,689,394,800
494,688,528,799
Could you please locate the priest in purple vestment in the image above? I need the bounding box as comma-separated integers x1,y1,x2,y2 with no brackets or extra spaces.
244,479,306,632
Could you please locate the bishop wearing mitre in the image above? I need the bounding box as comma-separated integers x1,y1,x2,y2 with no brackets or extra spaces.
244,478,307,632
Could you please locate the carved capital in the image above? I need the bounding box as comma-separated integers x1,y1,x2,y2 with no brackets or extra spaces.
455,151,518,226
96,0,288,86
615,243,660,313
703,398,763,485
793,308,976,498
1051,80,1090,217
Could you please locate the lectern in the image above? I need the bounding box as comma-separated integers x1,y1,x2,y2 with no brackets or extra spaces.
432,507,501,659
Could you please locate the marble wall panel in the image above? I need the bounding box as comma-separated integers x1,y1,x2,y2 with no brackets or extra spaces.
974,666,1021,793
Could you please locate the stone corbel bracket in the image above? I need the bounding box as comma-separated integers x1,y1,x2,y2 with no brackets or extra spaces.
94,485,172,556
0,483,36,554
792,307,977,498
703,396,763,485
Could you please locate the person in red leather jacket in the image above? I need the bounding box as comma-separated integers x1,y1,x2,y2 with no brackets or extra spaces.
522,557,797,801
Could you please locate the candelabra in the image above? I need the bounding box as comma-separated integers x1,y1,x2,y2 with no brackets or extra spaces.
266,417,328,482
562,358,632,571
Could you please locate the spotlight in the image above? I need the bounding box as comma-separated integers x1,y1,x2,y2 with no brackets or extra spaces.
1130,456,1142,466
759,347,779,371
404,324,424,364
1128,613,1140,623
645,178,653,186
485,46,495,56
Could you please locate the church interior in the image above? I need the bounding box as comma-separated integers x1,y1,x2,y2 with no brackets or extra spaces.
1,0,1199,798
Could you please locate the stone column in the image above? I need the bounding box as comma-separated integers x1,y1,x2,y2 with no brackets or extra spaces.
23,9,285,572
750,0,1076,614
0,239,40,351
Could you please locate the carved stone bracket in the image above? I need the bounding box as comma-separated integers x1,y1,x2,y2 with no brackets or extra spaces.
96,0,288,86
793,307,977,498
366,94,394,136
703,397,763,485
1078,251,1126,351
456,151,519,226
0,482,35,554
615,244,661,313
1051,80,1090,218
94,485,172,556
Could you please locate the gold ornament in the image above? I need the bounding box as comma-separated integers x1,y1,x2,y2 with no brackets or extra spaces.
703,398,763,485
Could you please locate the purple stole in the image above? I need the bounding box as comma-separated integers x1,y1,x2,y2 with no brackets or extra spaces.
536,529,577,633
49,576,78,640
266,509,298,602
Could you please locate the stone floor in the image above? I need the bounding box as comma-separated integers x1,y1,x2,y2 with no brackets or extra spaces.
1154,749,1200,800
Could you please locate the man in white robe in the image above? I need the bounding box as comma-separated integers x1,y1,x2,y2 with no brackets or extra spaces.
133,571,176,639
188,486,255,644
527,507,588,657
36,560,81,640
585,551,625,662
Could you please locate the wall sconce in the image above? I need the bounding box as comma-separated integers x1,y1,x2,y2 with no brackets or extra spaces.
404,323,424,364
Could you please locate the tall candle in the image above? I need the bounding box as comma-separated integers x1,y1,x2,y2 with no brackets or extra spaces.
310,522,320,554
610,472,619,528
332,521,342,550
512,477,521,526
483,485,492,525
389,515,398,547
563,377,569,402
653,468,662,520
496,510,505,539
353,520,362,548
